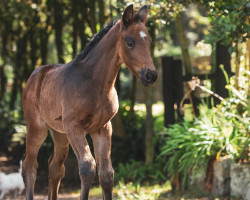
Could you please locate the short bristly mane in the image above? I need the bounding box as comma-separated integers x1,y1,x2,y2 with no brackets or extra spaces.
73,20,117,63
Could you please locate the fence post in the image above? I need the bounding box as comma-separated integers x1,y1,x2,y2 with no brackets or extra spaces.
162,56,183,127
215,43,231,102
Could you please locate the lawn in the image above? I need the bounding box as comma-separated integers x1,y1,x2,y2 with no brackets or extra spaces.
88,181,172,200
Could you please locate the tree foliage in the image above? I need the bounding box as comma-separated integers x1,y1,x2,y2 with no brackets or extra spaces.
203,0,250,49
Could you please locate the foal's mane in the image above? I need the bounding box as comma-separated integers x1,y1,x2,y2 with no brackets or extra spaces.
73,20,117,63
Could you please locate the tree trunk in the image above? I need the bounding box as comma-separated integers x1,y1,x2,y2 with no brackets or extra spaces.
0,64,6,100
97,0,105,28
28,28,39,79
40,2,52,65
10,34,28,109
175,12,192,76
88,0,97,34
40,28,50,65
0,30,8,100
78,0,88,51
53,0,65,63
72,0,78,58
0,1,11,100
144,87,154,165
129,75,136,121
144,21,156,165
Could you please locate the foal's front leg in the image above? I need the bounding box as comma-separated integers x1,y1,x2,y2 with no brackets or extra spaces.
91,122,114,200
65,124,96,200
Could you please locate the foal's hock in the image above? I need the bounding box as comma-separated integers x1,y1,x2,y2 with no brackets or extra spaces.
22,4,157,200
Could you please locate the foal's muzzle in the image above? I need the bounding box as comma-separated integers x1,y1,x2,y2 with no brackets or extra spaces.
139,68,158,87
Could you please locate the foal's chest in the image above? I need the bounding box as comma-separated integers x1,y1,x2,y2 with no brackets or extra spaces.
80,89,119,132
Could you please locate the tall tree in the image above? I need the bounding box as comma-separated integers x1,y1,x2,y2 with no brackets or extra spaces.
97,0,105,28
40,1,52,65
10,33,28,109
52,0,65,63
144,21,156,165
0,1,10,100
71,0,79,58
88,0,97,34
175,12,192,76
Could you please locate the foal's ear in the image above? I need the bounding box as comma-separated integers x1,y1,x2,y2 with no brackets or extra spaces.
122,4,134,28
135,5,148,24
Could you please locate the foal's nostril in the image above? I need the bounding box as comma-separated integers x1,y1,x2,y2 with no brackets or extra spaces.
151,70,158,82
139,68,158,86
146,71,152,81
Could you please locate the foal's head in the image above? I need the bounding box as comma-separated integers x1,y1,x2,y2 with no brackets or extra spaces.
118,5,158,87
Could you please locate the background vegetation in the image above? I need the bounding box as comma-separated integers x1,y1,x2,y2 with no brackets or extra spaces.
0,0,249,198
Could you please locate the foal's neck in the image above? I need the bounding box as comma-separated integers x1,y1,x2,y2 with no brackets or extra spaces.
83,22,122,95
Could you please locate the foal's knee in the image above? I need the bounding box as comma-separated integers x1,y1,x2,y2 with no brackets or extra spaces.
22,158,38,180
79,159,96,181
99,168,114,190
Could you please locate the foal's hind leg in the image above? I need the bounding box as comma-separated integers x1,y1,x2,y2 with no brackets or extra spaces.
22,118,48,200
91,122,114,200
48,129,69,200
65,123,96,200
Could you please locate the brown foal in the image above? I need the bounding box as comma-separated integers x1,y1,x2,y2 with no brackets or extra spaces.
22,5,157,200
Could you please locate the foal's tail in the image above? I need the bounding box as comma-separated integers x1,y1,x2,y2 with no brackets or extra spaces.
19,160,22,173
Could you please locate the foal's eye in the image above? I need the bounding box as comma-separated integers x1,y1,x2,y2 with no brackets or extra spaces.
125,37,135,49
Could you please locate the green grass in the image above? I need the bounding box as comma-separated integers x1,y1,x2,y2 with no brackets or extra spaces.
87,181,171,200
87,182,236,200
89,186,103,197
87,181,223,200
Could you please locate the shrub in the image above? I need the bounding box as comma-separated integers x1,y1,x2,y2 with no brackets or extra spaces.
0,100,25,160
115,160,166,185
159,77,249,189
112,101,146,167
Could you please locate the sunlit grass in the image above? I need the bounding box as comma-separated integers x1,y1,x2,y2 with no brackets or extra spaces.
89,186,103,197
114,181,171,200
88,181,171,200
87,181,216,200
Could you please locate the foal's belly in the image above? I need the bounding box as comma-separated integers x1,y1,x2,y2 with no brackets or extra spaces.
40,98,119,134
44,107,118,134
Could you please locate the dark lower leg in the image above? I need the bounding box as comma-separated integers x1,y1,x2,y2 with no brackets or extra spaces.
99,167,114,200
91,122,113,200
66,127,96,200
79,159,96,200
